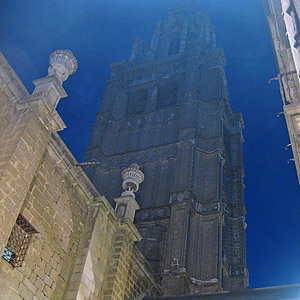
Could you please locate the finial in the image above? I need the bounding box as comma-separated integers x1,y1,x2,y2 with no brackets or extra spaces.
121,164,144,198
129,37,143,64
48,49,78,83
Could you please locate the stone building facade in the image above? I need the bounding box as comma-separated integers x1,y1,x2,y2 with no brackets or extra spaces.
264,0,300,183
83,2,248,295
0,50,161,300
146,283,300,300
3,2,300,300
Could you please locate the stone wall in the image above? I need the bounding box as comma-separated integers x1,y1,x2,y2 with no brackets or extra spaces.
0,132,91,300
83,4,248,293
0,51,161,300
264,0,300,184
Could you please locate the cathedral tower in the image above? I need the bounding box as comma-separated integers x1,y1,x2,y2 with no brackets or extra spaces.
84,2,248,295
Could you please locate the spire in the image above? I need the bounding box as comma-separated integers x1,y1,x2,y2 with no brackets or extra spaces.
142,0,213,60
129,37,143,64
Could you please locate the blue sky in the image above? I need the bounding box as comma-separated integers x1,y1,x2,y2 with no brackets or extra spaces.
1,0,300,288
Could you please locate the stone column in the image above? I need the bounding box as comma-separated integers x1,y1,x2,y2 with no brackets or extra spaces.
64,199,119,300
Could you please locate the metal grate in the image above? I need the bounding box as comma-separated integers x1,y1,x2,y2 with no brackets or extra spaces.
2,215,37,267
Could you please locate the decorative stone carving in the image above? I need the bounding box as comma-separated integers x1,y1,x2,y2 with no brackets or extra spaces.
114,163,144,222
121,163,144,198
84,2,247,292
28,50,78,130
90,143,178,171
48,50,78,83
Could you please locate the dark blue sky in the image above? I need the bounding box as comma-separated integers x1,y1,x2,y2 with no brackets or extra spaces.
1,0,300,289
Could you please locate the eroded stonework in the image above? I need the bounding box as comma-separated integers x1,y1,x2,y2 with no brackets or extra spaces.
0,50,161,300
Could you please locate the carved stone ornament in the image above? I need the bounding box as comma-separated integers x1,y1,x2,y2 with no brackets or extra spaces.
48,49,78,83
121,163,144,198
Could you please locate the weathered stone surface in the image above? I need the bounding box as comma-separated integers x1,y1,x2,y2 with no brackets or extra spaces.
84,2,247,295
0,50,161,300
264,0,300,184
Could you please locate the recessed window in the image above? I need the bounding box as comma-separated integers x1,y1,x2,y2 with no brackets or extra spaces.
2,214,37,267
157,82,178,108
168,34,181,56
126,89,148,116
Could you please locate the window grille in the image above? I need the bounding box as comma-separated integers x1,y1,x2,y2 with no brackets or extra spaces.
2,214,37,267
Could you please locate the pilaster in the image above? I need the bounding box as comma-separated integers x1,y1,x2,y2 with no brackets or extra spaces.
161,201,191,295
100,220,142,300
64,199,119,300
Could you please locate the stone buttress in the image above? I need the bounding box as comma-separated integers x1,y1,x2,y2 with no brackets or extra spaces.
0,51,161,300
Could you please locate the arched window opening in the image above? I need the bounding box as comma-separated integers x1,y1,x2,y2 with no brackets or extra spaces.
168,34,181,56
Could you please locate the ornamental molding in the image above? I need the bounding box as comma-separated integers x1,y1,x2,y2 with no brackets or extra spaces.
93,143,178,171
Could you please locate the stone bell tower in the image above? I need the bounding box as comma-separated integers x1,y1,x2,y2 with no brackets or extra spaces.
84,1,248,295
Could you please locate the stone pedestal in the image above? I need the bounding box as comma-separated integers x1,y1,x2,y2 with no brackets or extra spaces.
114,195,140,222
